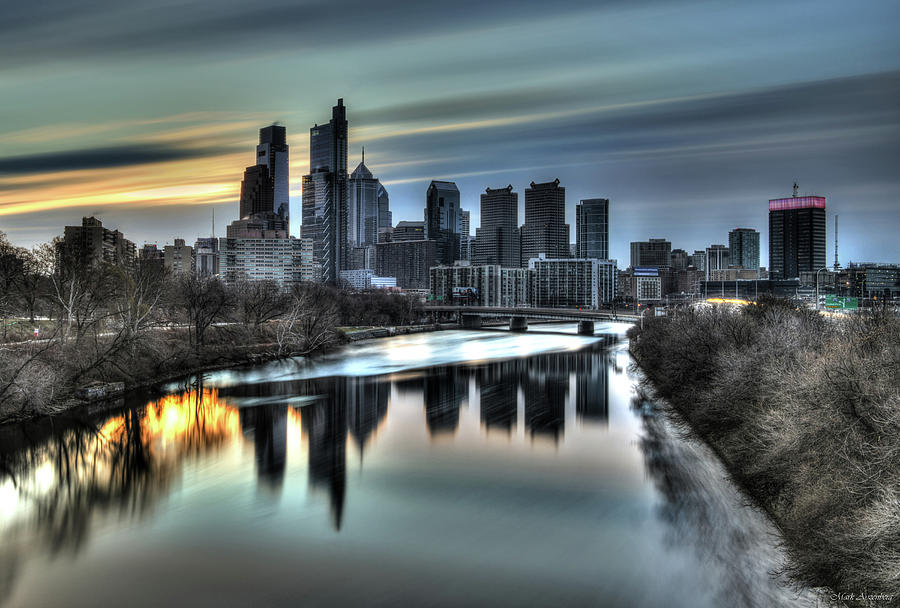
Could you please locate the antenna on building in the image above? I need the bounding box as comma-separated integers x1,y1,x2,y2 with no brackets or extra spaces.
362,146,365,164
211,208,215,238
834,214,840,270
792,182,799,197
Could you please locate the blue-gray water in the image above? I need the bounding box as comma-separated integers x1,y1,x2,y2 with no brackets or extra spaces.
0,324,815,607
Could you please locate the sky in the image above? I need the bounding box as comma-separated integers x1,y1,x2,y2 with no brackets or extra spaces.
1,0,899,265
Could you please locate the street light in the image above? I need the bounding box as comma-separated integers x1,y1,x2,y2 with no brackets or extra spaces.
815,266,830,311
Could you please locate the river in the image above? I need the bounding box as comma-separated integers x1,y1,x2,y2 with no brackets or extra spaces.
0,324,816,607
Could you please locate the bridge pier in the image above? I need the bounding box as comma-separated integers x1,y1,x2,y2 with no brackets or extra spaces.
577,321,595,336
461,314,482,329
509,316,528,332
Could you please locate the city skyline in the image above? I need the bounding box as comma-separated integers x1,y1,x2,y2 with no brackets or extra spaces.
1,0,899,265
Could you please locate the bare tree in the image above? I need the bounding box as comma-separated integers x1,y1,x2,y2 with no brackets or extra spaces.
174,274,231,351
232,279,288,329
274,284,339,356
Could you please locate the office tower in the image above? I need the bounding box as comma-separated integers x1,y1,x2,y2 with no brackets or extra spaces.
425,180,461,265
729,228,761,272
239,164,275,220
194,237,219,276
348,149,390,249
630,238,672,269
575,198,609,259
501,268,531,307
689,249,706,271
257,125,290,224
475,185,520,268
670,249,689,271
375,239,436,289
377,184,391,238
769,184,826,280
62,216,136,268
164,238,193,274
459,210,471,261
302,99,349,283
392,221,426,241
705,244,730,281
522,179,569,264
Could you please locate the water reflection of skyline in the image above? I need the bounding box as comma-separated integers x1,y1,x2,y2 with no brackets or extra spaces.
0,342,616,581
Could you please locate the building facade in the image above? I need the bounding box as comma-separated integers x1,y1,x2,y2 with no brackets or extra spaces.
475,185,520,268
62,216,135,269
194,237,219,276
522,179,569,264
575,198,609,260
429,264,502,307
705,244,730,281
769,186,826,280
425,180,461,266
347,150,389,250
529,256,600,309
729,228,760,272
302,99,349,283
375,239,436,290
164,239,193,274
630,239,671,269
256,125,290,224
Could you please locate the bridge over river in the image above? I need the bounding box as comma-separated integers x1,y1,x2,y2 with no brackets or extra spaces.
424,305,641,334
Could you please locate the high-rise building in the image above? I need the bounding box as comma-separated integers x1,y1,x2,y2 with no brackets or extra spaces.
459,210,472,261
430,264,503,307
689,250,706,271
769,184,826,280
392,221,426,241
670,249,689,271
194,237,219,276
475,185,520,268
529,256,601,309
729,228,760,272
425,180,461,266
522,179,569,264
375,239,435,290
575,198,609,260
257,125,290,224
630,239,671,269
62,216,135,269
705,244,730,281
302,99,349,283
348,149,389,249
164,238,193,274
239,164,275,220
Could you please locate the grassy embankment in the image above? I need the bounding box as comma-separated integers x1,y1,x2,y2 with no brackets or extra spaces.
628,299,899,604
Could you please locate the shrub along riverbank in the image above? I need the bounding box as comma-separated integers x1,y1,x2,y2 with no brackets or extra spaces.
628,298,899,605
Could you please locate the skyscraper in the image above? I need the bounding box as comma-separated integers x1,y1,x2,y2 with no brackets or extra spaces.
705,244,730,280
769,184,826,280
728,228,761,272
348,149,388,248
302,99,349,283
575,198,609,259
475,185,520,268
239,164,275,220
425,180,461,266
256,125,290,225
459,210,471,261
522,179,569,265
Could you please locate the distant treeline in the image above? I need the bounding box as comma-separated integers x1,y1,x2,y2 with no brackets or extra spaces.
629,298,899,606
0,231,423,423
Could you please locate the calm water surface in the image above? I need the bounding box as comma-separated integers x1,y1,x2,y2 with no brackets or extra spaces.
0,324,814,607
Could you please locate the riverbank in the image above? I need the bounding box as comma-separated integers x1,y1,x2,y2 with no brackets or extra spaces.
628,300,899,606
0,322,449,425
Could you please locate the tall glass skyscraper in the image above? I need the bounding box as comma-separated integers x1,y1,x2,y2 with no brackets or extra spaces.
256,125,290,227
728,227,760,272
302,99,349,283
425,180,461,266
769,184,826,280
575,198,609,260
348,149,389,248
